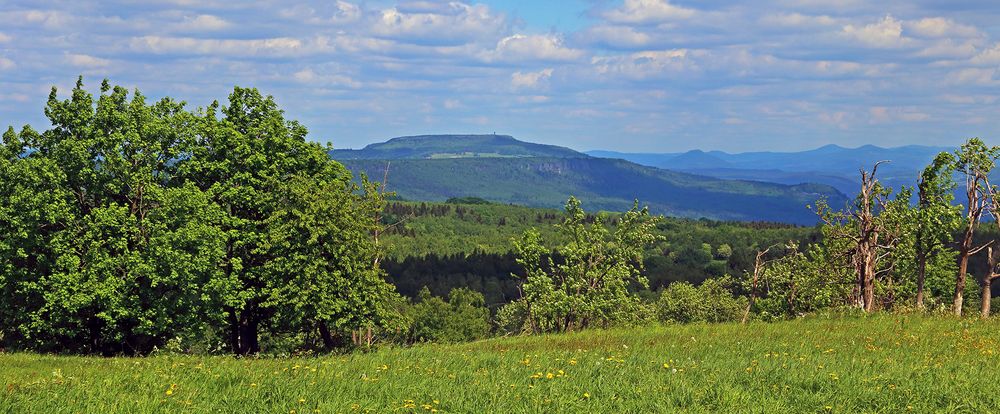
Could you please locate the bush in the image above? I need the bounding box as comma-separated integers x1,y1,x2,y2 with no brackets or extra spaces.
656,276,747,324
408,287,491,343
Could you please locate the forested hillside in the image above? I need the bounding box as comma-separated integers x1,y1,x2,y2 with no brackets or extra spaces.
340,156,846,224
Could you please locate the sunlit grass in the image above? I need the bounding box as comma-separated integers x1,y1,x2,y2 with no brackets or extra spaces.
2,314,998,413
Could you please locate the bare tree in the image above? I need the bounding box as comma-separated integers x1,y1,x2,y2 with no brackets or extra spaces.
817,162,904,312
742,243,786,324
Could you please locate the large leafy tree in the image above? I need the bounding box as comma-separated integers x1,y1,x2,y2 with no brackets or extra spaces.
1,79,399,354
509,197,662,333
0,79,225,354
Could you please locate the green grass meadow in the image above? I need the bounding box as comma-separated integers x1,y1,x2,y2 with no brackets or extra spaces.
2,314,998,413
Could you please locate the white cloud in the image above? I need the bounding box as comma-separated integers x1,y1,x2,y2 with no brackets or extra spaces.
66,53,111,68
946,67,998,85
487,34,584,62
842,15,909,48
906,17,980,39
0,56,13,70
592,49,696,80
280,2,361,25
604,0,696,25
0,32,10,43
130,36,309,57
175,15,230,31
759,13,836,28
292,68,361,88
582,25,652,49
371,2,506,45
971,42,1000,65
511,68,553,89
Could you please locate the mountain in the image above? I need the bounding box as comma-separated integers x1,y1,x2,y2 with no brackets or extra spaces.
587,144,949,195
330,134,583,160
332,135,848,224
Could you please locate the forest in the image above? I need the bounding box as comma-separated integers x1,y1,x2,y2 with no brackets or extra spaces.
2,79,1000,357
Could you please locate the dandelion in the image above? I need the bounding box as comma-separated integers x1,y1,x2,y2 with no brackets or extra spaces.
583,392,590,399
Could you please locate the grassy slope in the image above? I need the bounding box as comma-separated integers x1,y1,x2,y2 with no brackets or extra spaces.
344,157,845,225
3,315,998,413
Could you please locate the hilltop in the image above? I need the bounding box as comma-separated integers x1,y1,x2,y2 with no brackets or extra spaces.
330,134,584,160
331,135,848,225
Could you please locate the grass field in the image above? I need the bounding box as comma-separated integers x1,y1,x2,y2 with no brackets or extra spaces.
2,314,998,413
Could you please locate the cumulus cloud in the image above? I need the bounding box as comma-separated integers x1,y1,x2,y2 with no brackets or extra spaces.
486,34,584,62
2,0,1000,152
842,15,909,48
906,17,980,39
280,2,361,25
579,25,653,49
592,49,696,80
174,14,230,31
292,68,361,88
65,53,111,68
371,2,506,45
511,68,553,89
604,0,696,25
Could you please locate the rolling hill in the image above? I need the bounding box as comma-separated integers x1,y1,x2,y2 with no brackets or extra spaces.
332,135,847,224
588,144,949,195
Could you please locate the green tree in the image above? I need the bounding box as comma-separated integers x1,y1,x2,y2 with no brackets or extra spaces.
912,152,961,309
951,138,999,316
507,197,662,333
1,78,399,355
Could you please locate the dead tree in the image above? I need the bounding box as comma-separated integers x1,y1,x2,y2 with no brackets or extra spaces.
742,244,780,324
818,162,901,312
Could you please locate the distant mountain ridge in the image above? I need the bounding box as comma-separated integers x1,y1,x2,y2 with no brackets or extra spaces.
587,144,950,195
331,135,848,224
331,134,584,160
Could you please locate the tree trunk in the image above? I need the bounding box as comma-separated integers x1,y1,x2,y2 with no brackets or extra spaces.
319,323,347,349
237,312,260,355
227,309,240,353
981,276,992,319
982,247,996,319
915,247,927,309
956,244,970,316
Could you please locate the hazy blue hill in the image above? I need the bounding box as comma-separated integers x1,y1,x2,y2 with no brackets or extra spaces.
586,144,949,195
331,134,584,160
338,157,846,224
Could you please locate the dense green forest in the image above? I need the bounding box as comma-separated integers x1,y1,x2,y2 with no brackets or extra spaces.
377,200,821,306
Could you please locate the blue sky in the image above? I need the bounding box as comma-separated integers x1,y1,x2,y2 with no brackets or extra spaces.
2,1,1000,152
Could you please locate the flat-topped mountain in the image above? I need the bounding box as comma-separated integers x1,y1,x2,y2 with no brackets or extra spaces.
331,135,848,224
330,134,585,160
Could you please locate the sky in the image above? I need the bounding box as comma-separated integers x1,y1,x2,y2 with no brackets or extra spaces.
2,1,1000,152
